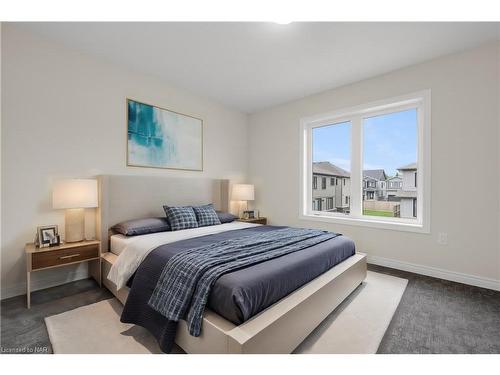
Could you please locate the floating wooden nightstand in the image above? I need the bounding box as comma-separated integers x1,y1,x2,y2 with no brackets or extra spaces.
25,240,101,308
237,217,267,225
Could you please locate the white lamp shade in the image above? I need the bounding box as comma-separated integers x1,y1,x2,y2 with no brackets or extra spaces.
232,184,255,201
52,179,98,209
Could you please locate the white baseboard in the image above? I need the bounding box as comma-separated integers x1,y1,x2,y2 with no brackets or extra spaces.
368,255,500,292
0,268,90,300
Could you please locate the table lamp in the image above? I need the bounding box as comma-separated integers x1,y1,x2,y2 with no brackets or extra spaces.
231,184,255,218
52,179,98,243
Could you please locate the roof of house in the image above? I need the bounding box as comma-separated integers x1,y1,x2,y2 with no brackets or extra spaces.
397,162,417,171
386,175,402,181
313,161,350,177
363,169,387,181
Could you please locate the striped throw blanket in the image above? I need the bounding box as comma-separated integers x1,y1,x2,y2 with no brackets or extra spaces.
148,227,339,336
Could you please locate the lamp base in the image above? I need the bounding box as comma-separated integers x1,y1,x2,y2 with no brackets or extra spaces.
238,201,249,219
65,208,85,243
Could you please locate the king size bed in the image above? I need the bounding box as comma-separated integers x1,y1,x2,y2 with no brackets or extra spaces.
97,175,367,354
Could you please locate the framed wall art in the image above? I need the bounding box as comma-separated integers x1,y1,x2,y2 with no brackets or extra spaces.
127,99,203,171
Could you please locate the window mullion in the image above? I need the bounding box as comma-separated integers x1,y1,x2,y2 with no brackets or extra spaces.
350,115,362,217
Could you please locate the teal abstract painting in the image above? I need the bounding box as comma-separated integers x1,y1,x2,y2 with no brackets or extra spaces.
127,99,203,171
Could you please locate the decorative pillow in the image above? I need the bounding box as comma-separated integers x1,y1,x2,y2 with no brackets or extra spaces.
216,211,238,224
111,217,170,236
163,206,199,231
192,204,222,227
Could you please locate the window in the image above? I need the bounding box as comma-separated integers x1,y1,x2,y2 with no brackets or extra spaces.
313,198,323,211
327,197,333,210
309,121,351,214
330,178,335,186
313,176,317,189
322,177,326,189
301,91,430,233
363,108,417,219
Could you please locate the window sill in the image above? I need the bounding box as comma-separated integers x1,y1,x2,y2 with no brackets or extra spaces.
299,213,430,234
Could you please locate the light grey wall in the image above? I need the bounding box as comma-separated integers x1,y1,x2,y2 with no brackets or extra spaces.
402,170,417,191
312,175,335,198
248,43,500,283
1,25,249,298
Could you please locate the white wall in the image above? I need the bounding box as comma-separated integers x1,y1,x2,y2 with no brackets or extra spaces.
248,43,500,287
0,23,3,295
498,42,500,286
1,25,249,298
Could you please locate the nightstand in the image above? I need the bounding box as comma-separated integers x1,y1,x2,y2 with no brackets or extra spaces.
25,240,101,308
237,217,267,225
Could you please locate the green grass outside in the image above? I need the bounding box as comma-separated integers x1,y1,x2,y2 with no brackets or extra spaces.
363,209,394,217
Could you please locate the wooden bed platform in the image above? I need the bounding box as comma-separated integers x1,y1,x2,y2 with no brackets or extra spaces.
97,175,367,354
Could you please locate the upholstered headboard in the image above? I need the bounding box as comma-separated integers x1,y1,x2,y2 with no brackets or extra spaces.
96,175,230,252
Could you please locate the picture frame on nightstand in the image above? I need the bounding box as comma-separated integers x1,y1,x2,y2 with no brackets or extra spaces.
243,209,259,219
35,225,60,248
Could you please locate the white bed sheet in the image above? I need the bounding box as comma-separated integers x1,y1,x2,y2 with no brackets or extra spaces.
110,235,131,256
107,221,260,290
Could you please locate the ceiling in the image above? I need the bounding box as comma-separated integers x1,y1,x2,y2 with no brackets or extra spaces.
15,22,499,113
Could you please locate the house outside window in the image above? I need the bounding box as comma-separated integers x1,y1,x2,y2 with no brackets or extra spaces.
311,160,351,214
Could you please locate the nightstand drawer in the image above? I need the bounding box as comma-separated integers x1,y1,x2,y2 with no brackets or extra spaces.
249,218,267,225
31,245,99,270
238,217,267,225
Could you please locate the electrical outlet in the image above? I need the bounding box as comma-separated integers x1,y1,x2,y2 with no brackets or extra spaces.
437,232,448,245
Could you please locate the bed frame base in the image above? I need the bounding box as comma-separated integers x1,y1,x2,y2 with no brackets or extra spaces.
102,252,367,354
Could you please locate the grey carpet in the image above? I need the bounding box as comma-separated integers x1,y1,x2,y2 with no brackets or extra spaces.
0,279,112,354
372,264,500,354
1,264,499,354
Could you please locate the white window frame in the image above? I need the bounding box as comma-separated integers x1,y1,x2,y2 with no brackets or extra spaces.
299,90,431,233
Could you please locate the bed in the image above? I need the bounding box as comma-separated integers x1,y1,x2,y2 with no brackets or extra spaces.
97,175,367,354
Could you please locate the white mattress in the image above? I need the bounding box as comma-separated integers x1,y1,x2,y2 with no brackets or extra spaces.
108,221,261,289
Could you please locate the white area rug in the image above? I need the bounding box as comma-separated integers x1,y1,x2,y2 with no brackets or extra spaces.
45,271,407,354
